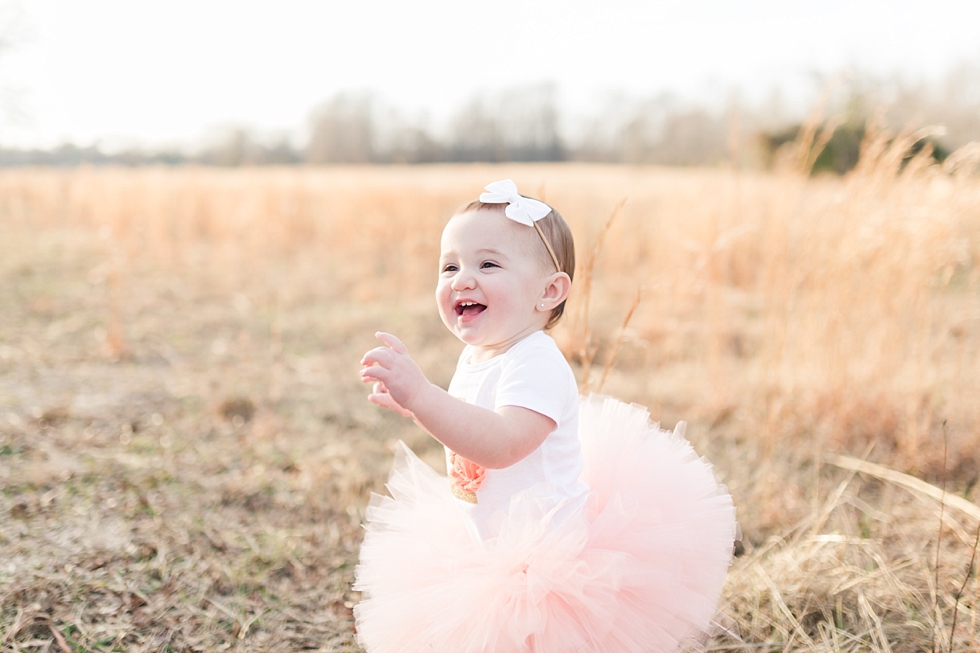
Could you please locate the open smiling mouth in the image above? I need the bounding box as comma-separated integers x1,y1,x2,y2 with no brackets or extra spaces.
455,301,487,317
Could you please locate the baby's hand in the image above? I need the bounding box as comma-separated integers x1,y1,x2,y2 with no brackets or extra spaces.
360,332,428,418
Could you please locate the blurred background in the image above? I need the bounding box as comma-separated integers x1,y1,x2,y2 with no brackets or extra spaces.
1,0,979,169
2,2,980,651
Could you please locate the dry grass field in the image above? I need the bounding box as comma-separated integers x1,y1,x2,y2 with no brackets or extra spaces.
1,130,979,651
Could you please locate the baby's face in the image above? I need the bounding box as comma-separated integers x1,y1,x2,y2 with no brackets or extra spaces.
436,209,552,361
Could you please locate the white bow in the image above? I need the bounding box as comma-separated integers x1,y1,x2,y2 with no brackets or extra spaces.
479,179,552,226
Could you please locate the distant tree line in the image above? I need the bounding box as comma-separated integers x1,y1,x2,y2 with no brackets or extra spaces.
306,86,568,165
3,66,979,173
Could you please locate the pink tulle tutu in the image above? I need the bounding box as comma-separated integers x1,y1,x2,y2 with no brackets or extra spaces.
354,395,738,653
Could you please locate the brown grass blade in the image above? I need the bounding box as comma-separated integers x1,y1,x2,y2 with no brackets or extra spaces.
827,455,980,521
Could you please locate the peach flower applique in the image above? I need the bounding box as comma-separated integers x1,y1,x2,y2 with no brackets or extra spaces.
448,451,485,504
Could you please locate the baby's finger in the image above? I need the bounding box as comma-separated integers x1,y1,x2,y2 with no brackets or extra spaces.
375,331,408,355
368,390,400,409
369,392,414,418
360,346,394,367
360,364,389,384
367,391,394,408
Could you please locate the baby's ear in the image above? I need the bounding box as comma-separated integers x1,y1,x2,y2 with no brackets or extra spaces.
540,272,572,308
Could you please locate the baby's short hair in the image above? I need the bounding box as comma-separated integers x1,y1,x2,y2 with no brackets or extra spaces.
453,200,575,330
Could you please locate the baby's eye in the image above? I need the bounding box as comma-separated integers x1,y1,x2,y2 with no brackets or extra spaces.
480,261,499,269
441,263,458,273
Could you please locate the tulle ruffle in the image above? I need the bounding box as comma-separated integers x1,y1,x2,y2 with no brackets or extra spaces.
354,394,738,653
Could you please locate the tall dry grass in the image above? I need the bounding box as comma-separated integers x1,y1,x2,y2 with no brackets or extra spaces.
1,126,979,650
3,145,977,473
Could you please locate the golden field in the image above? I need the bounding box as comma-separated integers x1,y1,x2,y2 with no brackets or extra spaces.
1,135,979,650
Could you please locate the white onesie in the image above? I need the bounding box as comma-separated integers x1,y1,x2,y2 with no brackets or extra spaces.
446,331,589,539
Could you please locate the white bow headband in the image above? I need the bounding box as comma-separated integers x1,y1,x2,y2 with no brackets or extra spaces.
479,179,561,272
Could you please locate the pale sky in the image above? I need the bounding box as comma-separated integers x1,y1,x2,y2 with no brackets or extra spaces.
1,0,979,150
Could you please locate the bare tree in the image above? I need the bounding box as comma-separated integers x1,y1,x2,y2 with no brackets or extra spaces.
307,93,377,164
449,84,565,162
449,96,506,162
197,127,300,166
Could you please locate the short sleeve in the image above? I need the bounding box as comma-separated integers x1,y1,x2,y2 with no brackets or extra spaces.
494,341,574,424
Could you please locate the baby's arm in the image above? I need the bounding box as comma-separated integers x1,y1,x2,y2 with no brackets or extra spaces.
360,332,553,469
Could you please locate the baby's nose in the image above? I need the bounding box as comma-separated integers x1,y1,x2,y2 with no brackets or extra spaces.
451,270,476,290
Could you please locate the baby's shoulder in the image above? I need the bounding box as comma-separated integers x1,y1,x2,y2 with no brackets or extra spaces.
503,333,574,380
507,331,565,360
496,333,577,414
